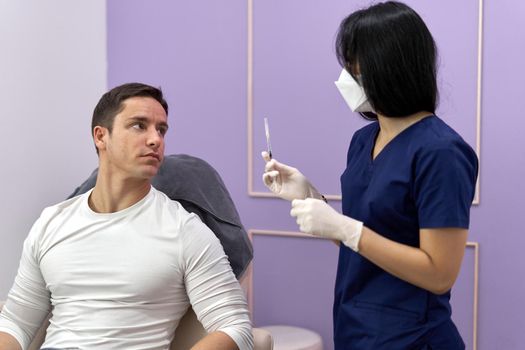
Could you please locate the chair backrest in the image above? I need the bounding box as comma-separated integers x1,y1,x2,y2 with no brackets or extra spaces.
0,302,273,350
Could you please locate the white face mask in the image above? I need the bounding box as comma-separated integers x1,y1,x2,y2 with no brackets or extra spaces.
334,68,374,113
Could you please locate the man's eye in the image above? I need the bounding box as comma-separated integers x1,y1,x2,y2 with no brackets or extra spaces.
158,127,168,136
132,123,145,130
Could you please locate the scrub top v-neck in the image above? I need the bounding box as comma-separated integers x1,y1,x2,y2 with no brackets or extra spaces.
334,115,478,349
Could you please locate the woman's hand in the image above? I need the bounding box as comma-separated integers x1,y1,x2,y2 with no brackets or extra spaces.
261,151,321,201
290,198,363,251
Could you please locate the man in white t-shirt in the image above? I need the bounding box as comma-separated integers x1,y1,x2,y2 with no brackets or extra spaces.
0,83,253,350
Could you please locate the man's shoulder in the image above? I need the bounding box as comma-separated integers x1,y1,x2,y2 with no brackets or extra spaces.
151,186,185,210
25,192,88,247
150,187,199,224
40,191,87,221
149,188,217,248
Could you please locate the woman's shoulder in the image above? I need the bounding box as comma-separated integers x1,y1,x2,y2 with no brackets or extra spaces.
416,116,474,152
411,116,478,170
353,121,379,143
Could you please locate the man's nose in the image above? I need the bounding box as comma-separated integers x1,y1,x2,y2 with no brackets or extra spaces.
147,128,162,148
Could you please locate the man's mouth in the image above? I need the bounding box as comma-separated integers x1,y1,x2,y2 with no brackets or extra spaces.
144,153,160,161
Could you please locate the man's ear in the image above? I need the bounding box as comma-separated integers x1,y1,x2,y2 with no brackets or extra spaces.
93,126,108,152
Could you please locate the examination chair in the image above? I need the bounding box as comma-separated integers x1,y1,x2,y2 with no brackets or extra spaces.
0,154,273,349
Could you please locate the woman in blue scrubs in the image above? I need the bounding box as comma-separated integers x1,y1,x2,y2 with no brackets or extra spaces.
262,2,478,349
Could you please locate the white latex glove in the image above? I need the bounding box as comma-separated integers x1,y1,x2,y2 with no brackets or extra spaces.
261,151,321,201
290,198,363,251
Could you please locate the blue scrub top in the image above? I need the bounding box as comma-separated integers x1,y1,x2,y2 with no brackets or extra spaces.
334,115,478,350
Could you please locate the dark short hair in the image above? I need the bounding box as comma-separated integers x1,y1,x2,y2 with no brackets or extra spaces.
91,82,168,134
335,1,438,119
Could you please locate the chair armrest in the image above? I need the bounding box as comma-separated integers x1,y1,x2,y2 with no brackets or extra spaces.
253,327,273,350
170,308,273,350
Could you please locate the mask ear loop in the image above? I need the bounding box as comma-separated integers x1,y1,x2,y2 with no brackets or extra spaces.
359,112,378,120
354,71,376,121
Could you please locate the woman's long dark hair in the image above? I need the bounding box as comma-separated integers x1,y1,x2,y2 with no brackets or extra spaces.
335,1,438,119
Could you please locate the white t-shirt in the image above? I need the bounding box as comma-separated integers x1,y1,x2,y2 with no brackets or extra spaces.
0,187,253,350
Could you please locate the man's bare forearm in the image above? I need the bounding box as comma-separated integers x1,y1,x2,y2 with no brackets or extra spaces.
191,331,239,350
0,332,22,350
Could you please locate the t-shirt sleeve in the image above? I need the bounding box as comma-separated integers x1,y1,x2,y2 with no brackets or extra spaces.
0,214,52,349
179,213,253,350
414,139,478,228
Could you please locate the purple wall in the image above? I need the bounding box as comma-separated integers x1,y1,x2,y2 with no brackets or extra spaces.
107,1,525,349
